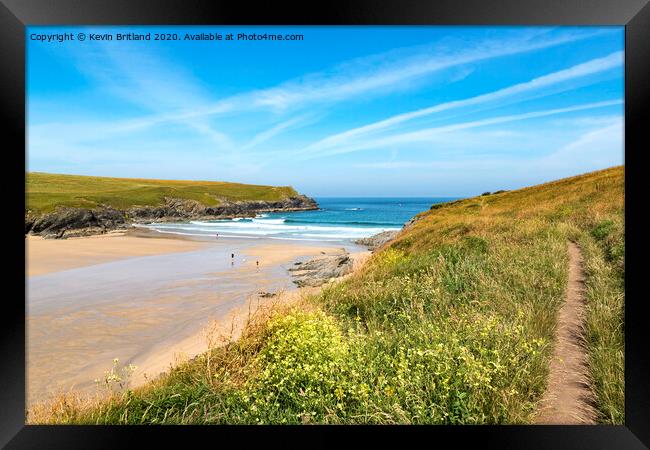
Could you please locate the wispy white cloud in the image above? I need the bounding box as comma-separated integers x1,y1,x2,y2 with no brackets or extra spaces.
244,28,610,112
45,27,611,137
298,51,623,156
300,99,622,160
355,117,623,173
241,115,314,150
57,41,236,152
537,120,623,169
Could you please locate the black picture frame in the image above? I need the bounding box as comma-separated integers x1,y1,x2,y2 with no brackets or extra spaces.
2,0,648,448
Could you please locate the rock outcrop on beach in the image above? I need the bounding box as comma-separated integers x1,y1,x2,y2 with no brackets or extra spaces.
288,252,354,287
354,230,400,250
25,195,318,239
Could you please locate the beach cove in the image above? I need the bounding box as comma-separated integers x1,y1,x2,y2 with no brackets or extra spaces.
25,197,447,408
26,229,366,407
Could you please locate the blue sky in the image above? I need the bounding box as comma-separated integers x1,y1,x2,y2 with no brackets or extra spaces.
27,26,624,197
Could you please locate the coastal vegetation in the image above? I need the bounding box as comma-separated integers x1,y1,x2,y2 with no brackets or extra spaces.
26,172,302,214
29,166,624,425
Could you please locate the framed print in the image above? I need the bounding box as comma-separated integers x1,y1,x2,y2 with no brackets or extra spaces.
1,0,648,448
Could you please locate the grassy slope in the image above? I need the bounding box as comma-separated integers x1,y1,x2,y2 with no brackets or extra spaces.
31,166,624,425
26,172,301,214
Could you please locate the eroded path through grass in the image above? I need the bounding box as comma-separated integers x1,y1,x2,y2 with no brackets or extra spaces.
535,242,598,424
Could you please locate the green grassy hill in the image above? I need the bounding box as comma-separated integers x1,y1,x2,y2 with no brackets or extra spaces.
31,166,624,425
26,172,301,214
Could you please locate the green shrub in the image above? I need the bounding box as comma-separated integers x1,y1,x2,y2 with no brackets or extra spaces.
591,220,615,241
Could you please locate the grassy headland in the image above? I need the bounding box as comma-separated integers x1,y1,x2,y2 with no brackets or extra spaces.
26,172,301,214
30,166,624,424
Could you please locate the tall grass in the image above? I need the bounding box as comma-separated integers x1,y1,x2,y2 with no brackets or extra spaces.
29,166,624,424
578,219,625,423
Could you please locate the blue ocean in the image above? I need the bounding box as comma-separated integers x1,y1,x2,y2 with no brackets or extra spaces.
140,197,458,242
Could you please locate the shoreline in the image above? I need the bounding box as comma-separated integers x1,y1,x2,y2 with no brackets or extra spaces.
26,231,369,408
26,195,319,240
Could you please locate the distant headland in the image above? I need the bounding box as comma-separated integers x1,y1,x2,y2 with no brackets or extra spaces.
25,172,318,239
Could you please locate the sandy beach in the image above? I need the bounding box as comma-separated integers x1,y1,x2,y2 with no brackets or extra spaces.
26,231,364,407
26,232,207,277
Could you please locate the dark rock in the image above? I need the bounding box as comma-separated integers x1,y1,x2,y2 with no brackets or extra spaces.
25,216,35,234
404,217,418,228
289,253,354,287
125,196,317,223
25,195,318,239
31,208,95,234
354,230,399,250
29,206,127,237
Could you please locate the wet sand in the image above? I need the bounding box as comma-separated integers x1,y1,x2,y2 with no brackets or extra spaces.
26,232,359,407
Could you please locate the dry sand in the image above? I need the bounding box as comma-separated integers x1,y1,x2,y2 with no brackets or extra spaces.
26,232,207,277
